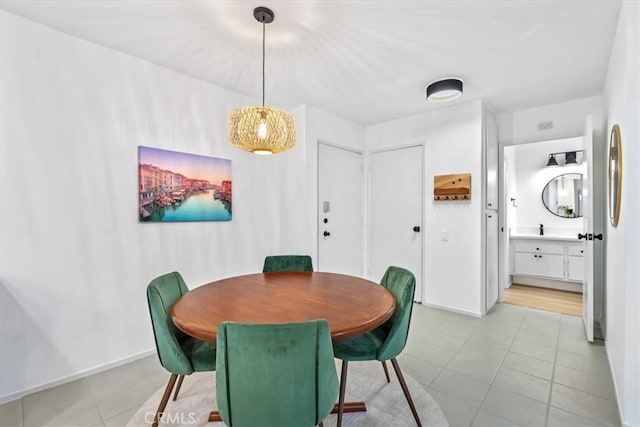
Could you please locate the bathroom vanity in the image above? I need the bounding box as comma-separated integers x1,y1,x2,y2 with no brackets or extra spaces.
510,235,583,292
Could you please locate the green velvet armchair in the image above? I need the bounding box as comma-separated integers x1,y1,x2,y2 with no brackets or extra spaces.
146,272,216,427
216,320,338,427
332,266,421,426
262,255,314,272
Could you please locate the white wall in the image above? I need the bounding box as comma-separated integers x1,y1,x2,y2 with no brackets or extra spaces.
498,96,603,146
0,11,320,401
602,1,640,425
510,137,585,236
0,12,367,401
366,101,484,316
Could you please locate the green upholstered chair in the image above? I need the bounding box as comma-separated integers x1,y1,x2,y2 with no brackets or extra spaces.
146,272,216,427
262,255,314,272
332,266,421,426
216,319,338,427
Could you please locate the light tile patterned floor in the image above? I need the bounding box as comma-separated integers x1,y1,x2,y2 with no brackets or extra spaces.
0,303,621,426
403,303,620,427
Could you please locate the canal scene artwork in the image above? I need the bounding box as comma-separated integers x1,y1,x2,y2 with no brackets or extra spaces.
138,146,232,222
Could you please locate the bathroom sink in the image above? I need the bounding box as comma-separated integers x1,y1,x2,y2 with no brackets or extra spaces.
510,233,580,241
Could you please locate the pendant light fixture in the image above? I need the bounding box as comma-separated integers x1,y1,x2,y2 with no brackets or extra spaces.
426,78,463,103
229,7,296,155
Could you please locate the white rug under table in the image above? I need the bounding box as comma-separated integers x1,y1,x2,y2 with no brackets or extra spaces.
127,360,449,426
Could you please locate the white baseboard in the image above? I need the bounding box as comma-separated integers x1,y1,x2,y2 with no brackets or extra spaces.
420,301,483,318
605,345,628,427
0,348,156,404
512,275,582,293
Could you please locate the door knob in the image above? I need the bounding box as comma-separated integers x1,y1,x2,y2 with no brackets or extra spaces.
413,226,421,232
323,231,331,237
594,233,603,240
578,233,588,240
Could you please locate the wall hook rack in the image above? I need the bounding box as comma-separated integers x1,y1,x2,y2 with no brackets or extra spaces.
433,173,471,201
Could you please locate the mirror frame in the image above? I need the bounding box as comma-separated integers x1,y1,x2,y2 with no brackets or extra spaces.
608,124,622,227
541,173,584,218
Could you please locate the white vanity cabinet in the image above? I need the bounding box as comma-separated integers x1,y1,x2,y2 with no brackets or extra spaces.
514,240,565,279
511,237,584,289
567,245,585,281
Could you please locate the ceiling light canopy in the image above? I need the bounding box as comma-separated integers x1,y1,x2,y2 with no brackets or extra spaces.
426,78,463,103
228,7,296,155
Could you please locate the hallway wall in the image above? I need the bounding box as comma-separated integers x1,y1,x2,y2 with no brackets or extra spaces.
602,1,640,425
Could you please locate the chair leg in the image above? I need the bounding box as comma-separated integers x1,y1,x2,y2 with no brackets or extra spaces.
337,360,349,427
381,360,390,383
172,374,185,401
390,358,421,426
153,374,178,427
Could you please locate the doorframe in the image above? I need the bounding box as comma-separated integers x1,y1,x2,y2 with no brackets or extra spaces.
316,140,365,274
498,135,603,321
498,144,509,304
366,142,425,303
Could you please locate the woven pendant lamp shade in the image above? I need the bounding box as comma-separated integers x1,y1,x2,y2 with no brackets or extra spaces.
229,106,296,155
228,7,296,155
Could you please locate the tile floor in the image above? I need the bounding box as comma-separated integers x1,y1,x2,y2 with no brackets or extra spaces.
0,303,621,426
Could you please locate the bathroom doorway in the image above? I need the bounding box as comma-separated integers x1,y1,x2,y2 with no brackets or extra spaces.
500,118,606,343
501,137,587,315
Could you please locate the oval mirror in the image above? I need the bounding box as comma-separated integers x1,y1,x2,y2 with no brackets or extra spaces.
608,124,622,227
541,173,584,218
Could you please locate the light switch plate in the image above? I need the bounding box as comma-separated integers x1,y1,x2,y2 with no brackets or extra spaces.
441,230,449,242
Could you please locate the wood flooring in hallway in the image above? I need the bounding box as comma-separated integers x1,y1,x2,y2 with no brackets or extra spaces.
505,284,582,316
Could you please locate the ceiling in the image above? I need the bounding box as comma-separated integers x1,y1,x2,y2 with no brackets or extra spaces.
0,0,621,125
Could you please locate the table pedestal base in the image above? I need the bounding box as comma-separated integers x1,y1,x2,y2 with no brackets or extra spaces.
331,401,367,414
208,402,367,422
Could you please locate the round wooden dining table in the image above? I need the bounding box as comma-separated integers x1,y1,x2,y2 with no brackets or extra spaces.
172,271,395,422
172,271,395,343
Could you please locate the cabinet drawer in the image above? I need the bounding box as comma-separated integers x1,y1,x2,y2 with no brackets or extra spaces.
514,241,564,255
567,245,584,256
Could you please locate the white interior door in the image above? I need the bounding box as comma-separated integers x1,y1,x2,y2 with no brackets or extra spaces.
582,115,594,342
486,211,499,312
369,145,423,302
318,143,364,275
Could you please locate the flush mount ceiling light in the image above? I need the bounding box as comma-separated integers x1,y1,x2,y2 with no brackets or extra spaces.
426,78,463,103
228,7,296,155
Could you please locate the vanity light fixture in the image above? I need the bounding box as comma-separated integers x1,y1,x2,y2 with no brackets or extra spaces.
426,78,463,103
546,150,584,167
228,7,296,155
565,151,578,164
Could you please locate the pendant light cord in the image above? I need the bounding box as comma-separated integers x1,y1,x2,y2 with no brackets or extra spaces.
262,21,265,107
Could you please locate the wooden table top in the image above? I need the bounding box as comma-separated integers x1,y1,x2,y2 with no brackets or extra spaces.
172,272,395,342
